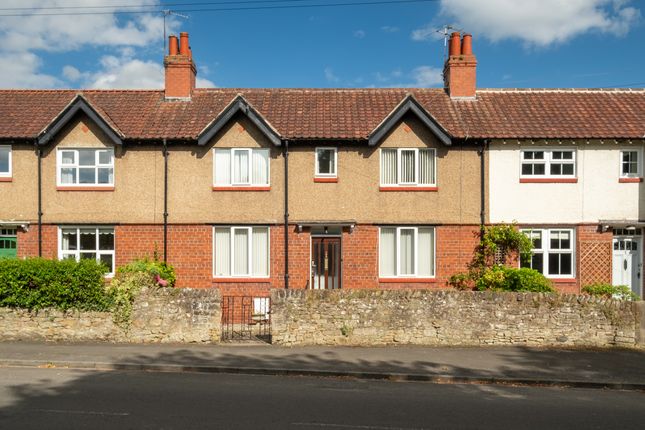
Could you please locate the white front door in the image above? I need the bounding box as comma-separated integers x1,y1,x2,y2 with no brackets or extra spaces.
612,236,642,297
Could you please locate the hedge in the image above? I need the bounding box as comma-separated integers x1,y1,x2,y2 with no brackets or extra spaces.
0,258,111,311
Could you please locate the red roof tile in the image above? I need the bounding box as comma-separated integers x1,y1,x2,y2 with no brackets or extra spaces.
0,88,643,141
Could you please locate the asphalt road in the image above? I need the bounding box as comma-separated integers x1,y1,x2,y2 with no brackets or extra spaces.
0,367,643,430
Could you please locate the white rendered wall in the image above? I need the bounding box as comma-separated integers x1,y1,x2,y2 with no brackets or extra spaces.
489,144,644,224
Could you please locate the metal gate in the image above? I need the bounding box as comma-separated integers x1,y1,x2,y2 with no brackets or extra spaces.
221,296,271,342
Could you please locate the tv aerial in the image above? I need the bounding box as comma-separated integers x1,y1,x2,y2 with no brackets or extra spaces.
162,9,189,53
435,24,462,60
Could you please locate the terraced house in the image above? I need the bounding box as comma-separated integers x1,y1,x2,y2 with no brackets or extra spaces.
0,32,643,299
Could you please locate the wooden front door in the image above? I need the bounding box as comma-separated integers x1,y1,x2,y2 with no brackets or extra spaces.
311,237,341,289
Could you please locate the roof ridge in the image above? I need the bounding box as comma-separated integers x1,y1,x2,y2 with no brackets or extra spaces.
477,88,645,93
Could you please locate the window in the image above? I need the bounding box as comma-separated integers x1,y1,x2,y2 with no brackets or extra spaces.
315,147,337,177
59,227,115,274
213,148,269,187
213,226,269,278
379,227,435,278
521,229,574,278
620,150,641,178
57,149,114,187
380,148,436,187
0,145,11,178
521,149,575,178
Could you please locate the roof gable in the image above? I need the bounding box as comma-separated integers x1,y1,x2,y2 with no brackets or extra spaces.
368,94,452,146
37,94,123,146
197,94,281,146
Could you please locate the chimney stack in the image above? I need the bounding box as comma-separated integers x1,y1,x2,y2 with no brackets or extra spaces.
443,32,477,99
164,32,197,100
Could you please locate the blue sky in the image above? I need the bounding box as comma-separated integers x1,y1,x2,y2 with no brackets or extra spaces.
0,0,643,89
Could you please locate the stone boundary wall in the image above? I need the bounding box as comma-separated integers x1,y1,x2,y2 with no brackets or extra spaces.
271,289,642,347
0,287,221,343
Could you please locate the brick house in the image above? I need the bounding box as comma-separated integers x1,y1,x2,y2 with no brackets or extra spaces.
0,32,643,298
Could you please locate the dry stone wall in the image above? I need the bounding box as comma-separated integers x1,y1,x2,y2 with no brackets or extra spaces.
271,289,641,347
0,287,221,343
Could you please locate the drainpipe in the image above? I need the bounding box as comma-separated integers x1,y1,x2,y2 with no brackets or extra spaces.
163,138,168,263
36,140,42,257
479,139,489,234
283,140,289,289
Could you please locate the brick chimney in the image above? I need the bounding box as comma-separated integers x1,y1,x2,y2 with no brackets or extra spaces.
443,32,477,99
164,32,197,100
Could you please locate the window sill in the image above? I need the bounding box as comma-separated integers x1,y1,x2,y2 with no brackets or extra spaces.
57,186,115,191
379,277,437,283
379,186,438,192
548,278,576,283
314,177,338,183
519,178,577,183
0,177,12,182
619,177,643,183
212,277,271,283
212,186,271,191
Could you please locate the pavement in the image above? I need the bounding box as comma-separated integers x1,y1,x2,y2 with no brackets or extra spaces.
1,341,644,391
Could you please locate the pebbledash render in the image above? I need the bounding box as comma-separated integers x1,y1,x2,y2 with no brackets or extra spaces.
0,32,644,298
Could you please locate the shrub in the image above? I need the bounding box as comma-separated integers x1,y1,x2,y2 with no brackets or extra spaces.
106,271,156,328
582,283,639,301
447,272,473,290
475,266,554,293
116,258,176,287
0,258,111,311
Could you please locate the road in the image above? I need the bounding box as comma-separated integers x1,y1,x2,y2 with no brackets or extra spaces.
0,367,643,429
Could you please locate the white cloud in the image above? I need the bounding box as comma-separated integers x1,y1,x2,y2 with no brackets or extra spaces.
324,67,340,83
409,66,443,87
412,0,640,46
0,0,219,89
353,30,366,39
380,26,399,33
372,66,443,88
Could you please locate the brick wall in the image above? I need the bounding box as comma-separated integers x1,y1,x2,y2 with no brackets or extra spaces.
17,225,57,259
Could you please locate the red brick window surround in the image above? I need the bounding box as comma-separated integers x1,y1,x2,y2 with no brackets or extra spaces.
379,226,436,281
56,148,114,190
213,148,270,190
520,148,577,183
0,145,11,181
380,148,436,191
213,226,270,281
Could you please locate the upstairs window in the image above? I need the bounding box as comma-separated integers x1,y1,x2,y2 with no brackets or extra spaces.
521,228,574,278
315,147,337,177
380,148,436,186
59,227,115,274
214,148,269,187
57,149,114,187
521,149,575,178
0,145,11,178
620,150,641,178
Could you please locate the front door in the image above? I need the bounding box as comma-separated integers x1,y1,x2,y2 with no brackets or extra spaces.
311,237,341,289
0,228,17,259
612,235,642,297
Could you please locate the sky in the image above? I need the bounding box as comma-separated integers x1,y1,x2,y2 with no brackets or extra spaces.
0,0,643,90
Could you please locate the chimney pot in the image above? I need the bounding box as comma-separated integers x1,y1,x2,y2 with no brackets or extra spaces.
168,35,178,55
449,32,461,56
461,34,473,55
179,32,189,55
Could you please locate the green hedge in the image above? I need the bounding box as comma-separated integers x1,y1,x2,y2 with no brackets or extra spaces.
474,266,555,293
116,258,176,287
0,258,111,311
582,283,639,301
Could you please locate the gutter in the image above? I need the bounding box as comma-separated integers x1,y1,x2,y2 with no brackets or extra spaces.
479,139,489,233
35,140,42,257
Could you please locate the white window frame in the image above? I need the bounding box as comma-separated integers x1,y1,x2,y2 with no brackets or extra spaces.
57,226,115,275
619,149,642,178
379,148,436,187
520,148,576,179
56,148,115,187
378,226,436,278
0,145,12,178
521,228,575,279
212,148,270,187
212,226,270,278
315,147,337,178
